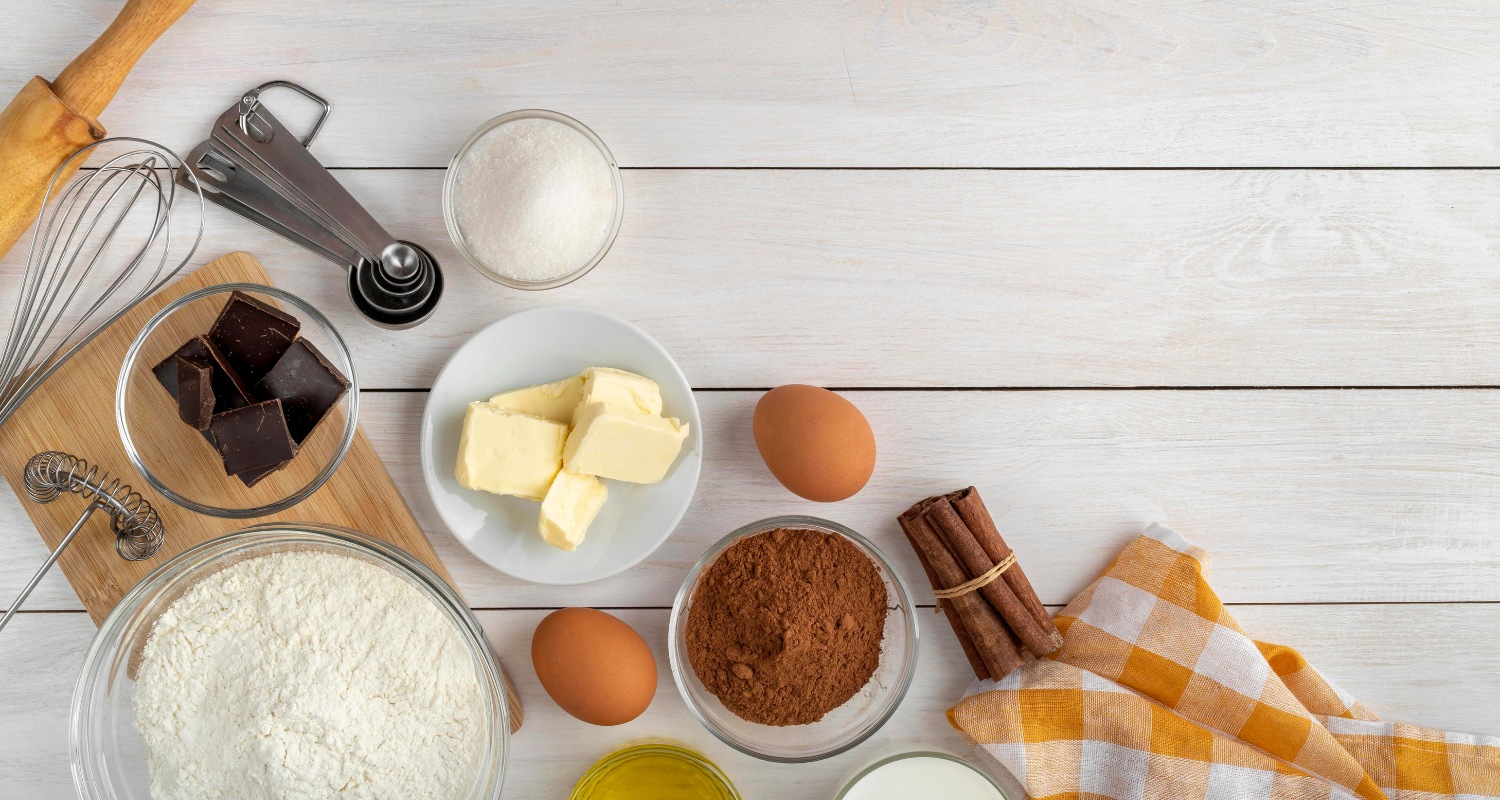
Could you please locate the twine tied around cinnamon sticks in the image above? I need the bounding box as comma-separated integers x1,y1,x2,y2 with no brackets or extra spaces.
930,552,1016,606
897,487,1062,682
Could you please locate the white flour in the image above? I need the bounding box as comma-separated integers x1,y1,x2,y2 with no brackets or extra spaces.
134,551,486,800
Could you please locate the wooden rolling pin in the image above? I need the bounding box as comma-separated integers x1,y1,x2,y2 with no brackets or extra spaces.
0,0,198,263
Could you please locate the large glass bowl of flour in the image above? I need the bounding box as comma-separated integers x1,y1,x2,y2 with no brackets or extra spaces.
443,110,623,290
71,524,510,800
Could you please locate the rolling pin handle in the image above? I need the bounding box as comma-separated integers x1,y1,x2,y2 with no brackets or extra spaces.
0,0,198,264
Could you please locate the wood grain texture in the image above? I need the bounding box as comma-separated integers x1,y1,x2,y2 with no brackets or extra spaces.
5,168,1499,389
48,0,200,119
370,389,1500,607
12,388,1500,610
3,604,1495,799
0,253,452,624
5,1,1500,167
0,612,94,799
0,76,103,264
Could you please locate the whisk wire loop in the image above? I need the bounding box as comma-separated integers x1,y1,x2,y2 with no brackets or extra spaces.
23,451,163,561
0,139,203,429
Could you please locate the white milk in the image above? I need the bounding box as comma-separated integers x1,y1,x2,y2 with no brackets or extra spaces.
839,754,1005,800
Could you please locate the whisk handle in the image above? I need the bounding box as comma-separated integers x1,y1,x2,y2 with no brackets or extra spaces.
0,504,97,636
51,0,201,119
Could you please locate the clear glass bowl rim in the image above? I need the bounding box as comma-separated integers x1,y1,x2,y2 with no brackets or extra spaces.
667,515,920,764
441,109,625,290
115,282,360,518
833,751,1012,799
567,742,742,800
69,523,510,800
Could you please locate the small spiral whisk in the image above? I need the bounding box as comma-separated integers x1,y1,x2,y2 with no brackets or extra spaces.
25,451,163,558
0,452,165,634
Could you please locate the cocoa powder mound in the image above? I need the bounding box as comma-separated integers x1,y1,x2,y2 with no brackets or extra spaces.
685,527,888,726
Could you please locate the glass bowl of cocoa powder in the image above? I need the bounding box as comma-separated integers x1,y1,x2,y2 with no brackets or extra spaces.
668,516,918,763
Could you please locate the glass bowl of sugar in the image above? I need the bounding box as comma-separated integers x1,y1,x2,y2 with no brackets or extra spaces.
443,110,623,290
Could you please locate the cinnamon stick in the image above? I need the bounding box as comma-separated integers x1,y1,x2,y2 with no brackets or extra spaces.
925,497,1063,656
897,513,990,680
899,504,1024,679
947,487,1060,646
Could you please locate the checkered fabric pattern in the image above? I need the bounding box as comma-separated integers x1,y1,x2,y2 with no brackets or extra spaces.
948,524,1500,800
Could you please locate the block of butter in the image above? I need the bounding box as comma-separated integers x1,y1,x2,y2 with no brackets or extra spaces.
489,374,585,423
455,402,568,500
538,469,608,551
564,402,689,484
575,367,662,419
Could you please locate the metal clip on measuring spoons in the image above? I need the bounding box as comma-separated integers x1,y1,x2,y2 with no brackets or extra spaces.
178,82,443,329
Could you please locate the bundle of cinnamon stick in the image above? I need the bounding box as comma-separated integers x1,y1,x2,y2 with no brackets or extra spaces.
897,487,1062,680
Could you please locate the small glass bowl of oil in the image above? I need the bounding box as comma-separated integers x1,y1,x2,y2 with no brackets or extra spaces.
569,743,741,800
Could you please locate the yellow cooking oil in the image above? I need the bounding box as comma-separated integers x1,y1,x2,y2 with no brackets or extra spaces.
569,743,741,800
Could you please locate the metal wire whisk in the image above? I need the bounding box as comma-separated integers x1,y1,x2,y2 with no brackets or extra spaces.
0,451,165,634
0,138,203,429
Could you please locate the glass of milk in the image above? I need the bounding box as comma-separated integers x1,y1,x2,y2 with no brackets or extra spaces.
443,110,623,290
835,751,1011,800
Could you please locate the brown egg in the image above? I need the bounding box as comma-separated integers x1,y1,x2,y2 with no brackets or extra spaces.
531,608,657,726
753,384,876,502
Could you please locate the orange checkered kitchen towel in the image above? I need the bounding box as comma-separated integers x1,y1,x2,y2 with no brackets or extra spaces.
949,524,1500,800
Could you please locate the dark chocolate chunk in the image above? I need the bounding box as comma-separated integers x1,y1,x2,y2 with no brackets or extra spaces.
208,291,301,385
152,335,253,414
210,399,298,476
152,340,201,402
199,337,256,412
175,356,215,430
237,460,289,488
254,339,350,443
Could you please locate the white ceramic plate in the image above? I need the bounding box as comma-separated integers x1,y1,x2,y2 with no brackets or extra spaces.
420,306,702,585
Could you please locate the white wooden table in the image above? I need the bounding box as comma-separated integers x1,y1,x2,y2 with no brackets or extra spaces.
5,2,1500,797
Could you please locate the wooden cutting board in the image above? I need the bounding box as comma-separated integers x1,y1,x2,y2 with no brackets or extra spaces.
0,252,523,728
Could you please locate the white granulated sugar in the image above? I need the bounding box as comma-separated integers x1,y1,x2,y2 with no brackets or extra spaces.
134,550,486,800
453,117,615,282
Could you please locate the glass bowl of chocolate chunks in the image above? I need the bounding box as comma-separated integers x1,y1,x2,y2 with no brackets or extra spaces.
116,284,359,517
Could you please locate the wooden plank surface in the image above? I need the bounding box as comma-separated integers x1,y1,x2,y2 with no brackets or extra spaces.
5,2,1500,167
6,169,1500,389
4,1,1499,797
7,388,1500,610
388,389,1500,607
3,604,1496,800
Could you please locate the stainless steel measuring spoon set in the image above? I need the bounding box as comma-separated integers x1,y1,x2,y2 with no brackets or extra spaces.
179,81,443,329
